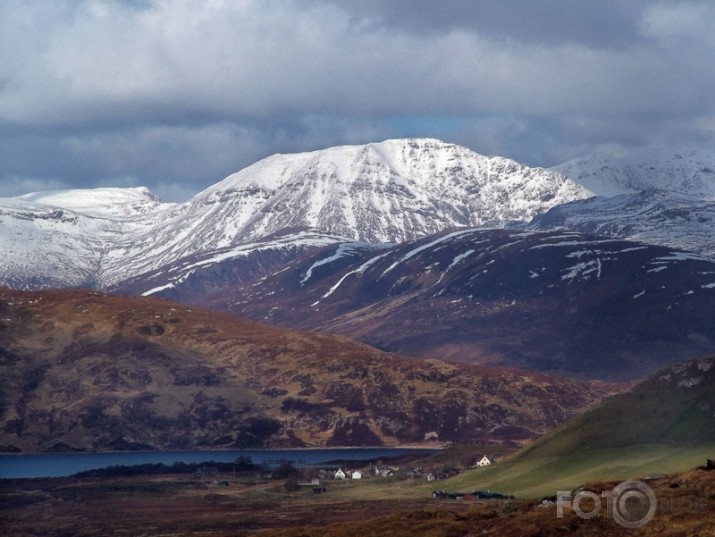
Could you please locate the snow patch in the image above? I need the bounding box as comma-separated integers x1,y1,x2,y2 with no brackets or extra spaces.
380,230,475,277
656,252,710,263
321,251,392,298
529,239,617,250
142,282,176,296
447,249,476,271
617,246,650,253
301,243,364,285
561,258,602,282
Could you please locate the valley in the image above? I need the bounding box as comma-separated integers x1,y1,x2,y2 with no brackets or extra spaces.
5,357,713,535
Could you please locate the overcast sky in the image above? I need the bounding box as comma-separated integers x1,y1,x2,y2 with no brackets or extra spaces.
1,0,714,201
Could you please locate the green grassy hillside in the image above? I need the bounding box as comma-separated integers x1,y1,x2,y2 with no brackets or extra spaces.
514,356,715,462
325,443,712,500
442,443,714,498
438,357,715,498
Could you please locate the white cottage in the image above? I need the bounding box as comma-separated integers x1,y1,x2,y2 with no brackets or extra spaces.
351,470,362,480
477,455,493,467
334,468,346,479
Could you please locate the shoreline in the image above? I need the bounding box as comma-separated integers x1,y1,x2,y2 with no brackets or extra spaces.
0,446,444,479
0,444,446,457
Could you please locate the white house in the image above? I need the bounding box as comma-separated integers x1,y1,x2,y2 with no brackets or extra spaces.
351,470,362,480
477,455,493,467
334,468,346,479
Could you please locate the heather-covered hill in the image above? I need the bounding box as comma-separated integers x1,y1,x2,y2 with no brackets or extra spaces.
0,288,619,453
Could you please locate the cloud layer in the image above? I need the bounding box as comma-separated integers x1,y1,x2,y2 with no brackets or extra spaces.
1,0,713,200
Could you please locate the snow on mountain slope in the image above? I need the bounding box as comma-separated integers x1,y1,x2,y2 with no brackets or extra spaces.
194,138,589,244
552,147,715,198
12,140,715,293
17,186,172,218
0,186,178,290
0,198,114,289
112,228,351,301
524,190,715,258
2,138,587,290
94,138,591,288
203,229,715,380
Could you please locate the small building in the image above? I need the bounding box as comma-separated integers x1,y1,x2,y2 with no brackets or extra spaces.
334,468,346,479
375,467,396,478
351,470,362,480
477,455,493,467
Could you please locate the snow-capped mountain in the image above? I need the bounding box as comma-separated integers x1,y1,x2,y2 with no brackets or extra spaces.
3,140,714,296
0,139,588,290
532,148,715,257
191,138,588,244
0,188,172,289
98,139,586,287
4,139,715,382
551,147,715,198
0,198,96,288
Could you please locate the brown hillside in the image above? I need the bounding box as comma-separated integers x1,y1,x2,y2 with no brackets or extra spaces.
0,288,621,452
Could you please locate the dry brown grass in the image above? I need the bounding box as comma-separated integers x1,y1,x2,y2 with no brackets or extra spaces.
2,467,714,537
250,468,715,537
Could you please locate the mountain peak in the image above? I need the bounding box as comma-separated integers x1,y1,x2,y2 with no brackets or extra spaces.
17,186,169,218
552,146,715,198
195,138,589,244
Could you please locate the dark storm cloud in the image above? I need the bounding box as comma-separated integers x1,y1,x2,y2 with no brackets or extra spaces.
318,0,648,48
0,0,713,200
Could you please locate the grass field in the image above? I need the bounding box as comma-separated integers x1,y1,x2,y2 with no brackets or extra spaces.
327,443,715,500
455,443,715,498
